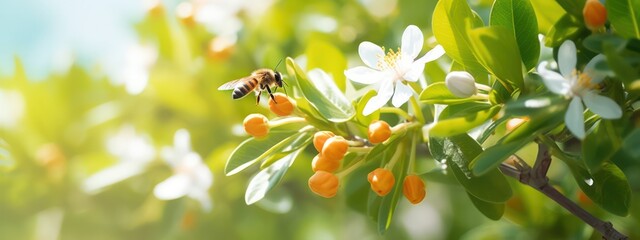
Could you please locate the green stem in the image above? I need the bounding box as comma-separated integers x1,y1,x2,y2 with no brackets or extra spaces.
348,146,371,153
410,97,425,124
408,132,418,174
380,107,412,120
268,117,307,128
385,142,404,169
336,157,365,178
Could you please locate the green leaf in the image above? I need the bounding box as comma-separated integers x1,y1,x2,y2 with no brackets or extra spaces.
419,82,487,105
306,40,347,91
443,135,513,203
421,168,458,185
225,131,295,176
490,0,540,70
439,102,492,120
467,192,505,220
568,162,631,216
501,102,565,144
468,26,524,90
471,137,532,176
606,0,640,39
544,14,583,47
245,149,302,205
582,34,627,53
622,128,640,159
555,0,586,19
583,120,622,173
529,0,565,33
432,0,484,71
286,58,355,122
260,131,312,168
504,94,565,116
430,105,501,137
603,42,640,89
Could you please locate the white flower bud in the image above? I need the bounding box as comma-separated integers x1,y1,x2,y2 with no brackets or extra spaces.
445,71,477,98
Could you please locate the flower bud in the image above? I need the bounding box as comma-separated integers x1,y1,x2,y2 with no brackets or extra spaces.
312,154,340,172
308,171,339,198
367,168,395,196
243,114,269,138
368,120,391,144
176,2,195,26
268,93,295,116
313,131,336,153
583,0,607,31
321,136,348,161
402,175,426,204
445,71,477,98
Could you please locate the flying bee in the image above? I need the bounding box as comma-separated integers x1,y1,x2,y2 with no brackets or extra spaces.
218,68,285,104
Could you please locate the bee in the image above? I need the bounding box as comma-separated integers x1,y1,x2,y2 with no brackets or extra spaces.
218,69,284,104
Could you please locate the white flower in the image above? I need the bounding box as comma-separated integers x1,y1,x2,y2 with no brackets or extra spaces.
445,71,477,98
0,89,25,129
109,43,157,95
154,129,213,211
537,40,622,139
83,125,155,193
345,25,445,116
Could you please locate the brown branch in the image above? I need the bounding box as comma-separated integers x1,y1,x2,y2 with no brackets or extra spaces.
499,143,628,240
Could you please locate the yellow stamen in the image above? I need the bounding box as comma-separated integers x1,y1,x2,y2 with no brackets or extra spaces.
377,47,402,70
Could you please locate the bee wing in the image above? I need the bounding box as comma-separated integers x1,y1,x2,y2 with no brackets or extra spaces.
217,78,245,90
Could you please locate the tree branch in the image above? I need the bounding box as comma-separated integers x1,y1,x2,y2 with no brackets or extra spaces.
498,143,628,240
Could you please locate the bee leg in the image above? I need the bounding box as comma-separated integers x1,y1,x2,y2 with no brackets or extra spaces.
266,85,277,104
255,90,261,105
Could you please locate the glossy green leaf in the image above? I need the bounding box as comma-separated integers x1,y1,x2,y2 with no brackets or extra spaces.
490,0,540,70
582,34,627,53
504,94,565,116
568,162,631,216
501,103,565,144
260,131,312,168
430,105,501,137
622,128,640,159
583,120,621,173
555,0,586,19
606,0,640,39
467,192,505,220
603,42,640,89
443,135,513,203
245,149,302,205
225,131,295,176
419,82,487,105
432,0,484,71
471,137,532,176
544,14,583,47
439,102,492,120
421,168,458,185
468,26,524,90
306,40,347,91
285,57,355,122
529,0,565,33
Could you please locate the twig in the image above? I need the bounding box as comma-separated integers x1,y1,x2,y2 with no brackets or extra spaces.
498,143,628,240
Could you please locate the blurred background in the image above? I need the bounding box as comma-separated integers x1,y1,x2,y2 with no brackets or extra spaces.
0,0,638,239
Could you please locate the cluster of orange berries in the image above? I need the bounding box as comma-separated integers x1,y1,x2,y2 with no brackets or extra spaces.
308,121,426,204
241,93,426,204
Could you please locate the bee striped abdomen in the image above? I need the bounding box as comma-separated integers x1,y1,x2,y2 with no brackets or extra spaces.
232,77,259,99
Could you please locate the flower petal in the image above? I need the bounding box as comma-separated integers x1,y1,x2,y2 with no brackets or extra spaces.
537,61,571,95
154,174,191,200
582,91,623,119
565,97,586,139
584,54,607,84
401,25,424,60
363,80,393,116
344,66,383,84
415,45,445,64
558,40,577,79
359,41,384,69
402,60,426,82
392,82,414,107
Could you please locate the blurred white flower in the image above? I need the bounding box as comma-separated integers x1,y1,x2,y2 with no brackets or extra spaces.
193,0,275,38
154,129,213,211
0,89,25,129
83,125,155,193
537,40,622,139
109,43,157,95
345,25,445,116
